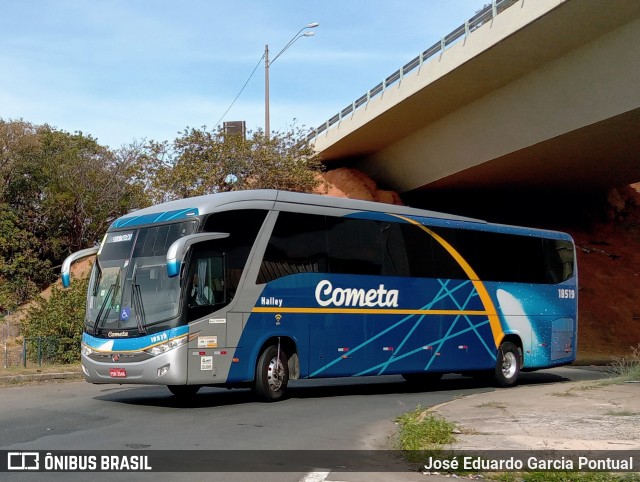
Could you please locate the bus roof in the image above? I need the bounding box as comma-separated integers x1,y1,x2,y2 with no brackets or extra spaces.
109,189,573,241
110,189,483,230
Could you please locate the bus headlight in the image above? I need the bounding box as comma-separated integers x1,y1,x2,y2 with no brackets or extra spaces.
81,344,95,357
144,335,188,356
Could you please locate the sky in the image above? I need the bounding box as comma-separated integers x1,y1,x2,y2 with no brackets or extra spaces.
0,1,490,149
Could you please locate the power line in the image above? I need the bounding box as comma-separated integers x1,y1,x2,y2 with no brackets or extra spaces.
214,53,265,130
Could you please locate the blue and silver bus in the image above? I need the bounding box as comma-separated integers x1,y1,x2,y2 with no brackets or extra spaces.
62,190,577,401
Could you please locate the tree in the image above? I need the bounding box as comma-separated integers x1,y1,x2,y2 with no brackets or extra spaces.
138,126,324,204
0,205,52,312
37,128,146,257
0,119,149,310
20,274,90,364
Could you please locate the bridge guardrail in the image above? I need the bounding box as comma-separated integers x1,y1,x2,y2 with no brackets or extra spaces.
306,0,519,143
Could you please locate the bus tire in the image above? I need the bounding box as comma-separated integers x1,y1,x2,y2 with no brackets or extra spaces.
254,345,289,402
402,372,442,385
167,385,200,398
494,342,521,387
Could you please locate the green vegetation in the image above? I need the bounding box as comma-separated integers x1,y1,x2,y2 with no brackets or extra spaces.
20,276,89,364
131,126,322,205
395,406,457,464
609,343,640,382
0,120,143,313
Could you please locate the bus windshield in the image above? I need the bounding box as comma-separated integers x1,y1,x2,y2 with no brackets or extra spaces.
87,221,196,334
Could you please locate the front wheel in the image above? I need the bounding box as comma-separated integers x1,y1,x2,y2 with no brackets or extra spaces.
494,341,521,387
254,345,289,402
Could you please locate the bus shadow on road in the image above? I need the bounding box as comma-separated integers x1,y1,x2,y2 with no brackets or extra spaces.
92,371,571,409
285,371,571,400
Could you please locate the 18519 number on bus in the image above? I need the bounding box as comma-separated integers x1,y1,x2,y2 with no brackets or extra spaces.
558,288,576,299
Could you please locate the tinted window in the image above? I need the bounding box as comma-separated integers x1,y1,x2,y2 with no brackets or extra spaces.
545,239,575,283
400,223,467,279
204,209,268,293
255,211,574,285
432,227,574,284
131,222,196,258
100,231,135,261
326,217,384,276
258,212,328,284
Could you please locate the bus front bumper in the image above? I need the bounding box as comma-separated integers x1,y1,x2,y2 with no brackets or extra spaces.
81,344,189,385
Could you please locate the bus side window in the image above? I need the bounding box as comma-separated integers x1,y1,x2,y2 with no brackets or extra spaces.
399,223,435,278
380,222,410,277
406,225,467,280
203,209,268,293
186,253,220,321
257,212,328,284
545,239,574,283
326,217,383,276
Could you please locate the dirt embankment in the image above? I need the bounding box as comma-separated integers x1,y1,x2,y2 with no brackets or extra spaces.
565,185,640,361
316,167,404,205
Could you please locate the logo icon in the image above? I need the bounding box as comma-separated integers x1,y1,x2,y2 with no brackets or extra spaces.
8,452,39,470
120,306,131,320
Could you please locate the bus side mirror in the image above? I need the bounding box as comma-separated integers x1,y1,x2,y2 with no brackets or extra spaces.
166,232,229,278
61,246,100,288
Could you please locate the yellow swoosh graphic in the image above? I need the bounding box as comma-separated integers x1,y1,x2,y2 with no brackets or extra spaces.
395,215,503,349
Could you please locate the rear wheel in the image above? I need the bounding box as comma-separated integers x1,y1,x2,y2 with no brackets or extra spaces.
254,345,289,402
167,385,201,398
494,341,521,387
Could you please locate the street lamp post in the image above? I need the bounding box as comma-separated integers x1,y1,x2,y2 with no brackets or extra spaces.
265,22,319,139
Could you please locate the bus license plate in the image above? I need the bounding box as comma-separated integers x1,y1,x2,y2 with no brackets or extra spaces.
109,368,127,378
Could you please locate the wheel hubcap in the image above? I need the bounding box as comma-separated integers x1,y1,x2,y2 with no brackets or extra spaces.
267,357,284,391
501,351,517,379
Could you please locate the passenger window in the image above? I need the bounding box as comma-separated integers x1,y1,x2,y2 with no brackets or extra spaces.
327,217,383,276
258,212,328,284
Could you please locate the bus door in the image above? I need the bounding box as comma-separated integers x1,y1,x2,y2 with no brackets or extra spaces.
185,248,229,384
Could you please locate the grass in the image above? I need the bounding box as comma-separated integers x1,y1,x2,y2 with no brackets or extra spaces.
476,401,507,409
604,410,639,417
608,343,640,382
395,406,457,451
394,406,458,464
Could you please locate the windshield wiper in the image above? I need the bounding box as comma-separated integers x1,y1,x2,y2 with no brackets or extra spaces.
131,283,147,335
92,270,121,334
92,284,115,334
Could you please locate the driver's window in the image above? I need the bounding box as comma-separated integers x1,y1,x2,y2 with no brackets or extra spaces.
187,250,225,322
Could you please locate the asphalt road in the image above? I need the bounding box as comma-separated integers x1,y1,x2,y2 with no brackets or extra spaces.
0,367,608,482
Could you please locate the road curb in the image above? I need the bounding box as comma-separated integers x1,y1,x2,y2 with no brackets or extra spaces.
0,371,83,385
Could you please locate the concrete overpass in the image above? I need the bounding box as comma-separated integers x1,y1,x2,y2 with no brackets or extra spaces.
311,0,640,201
